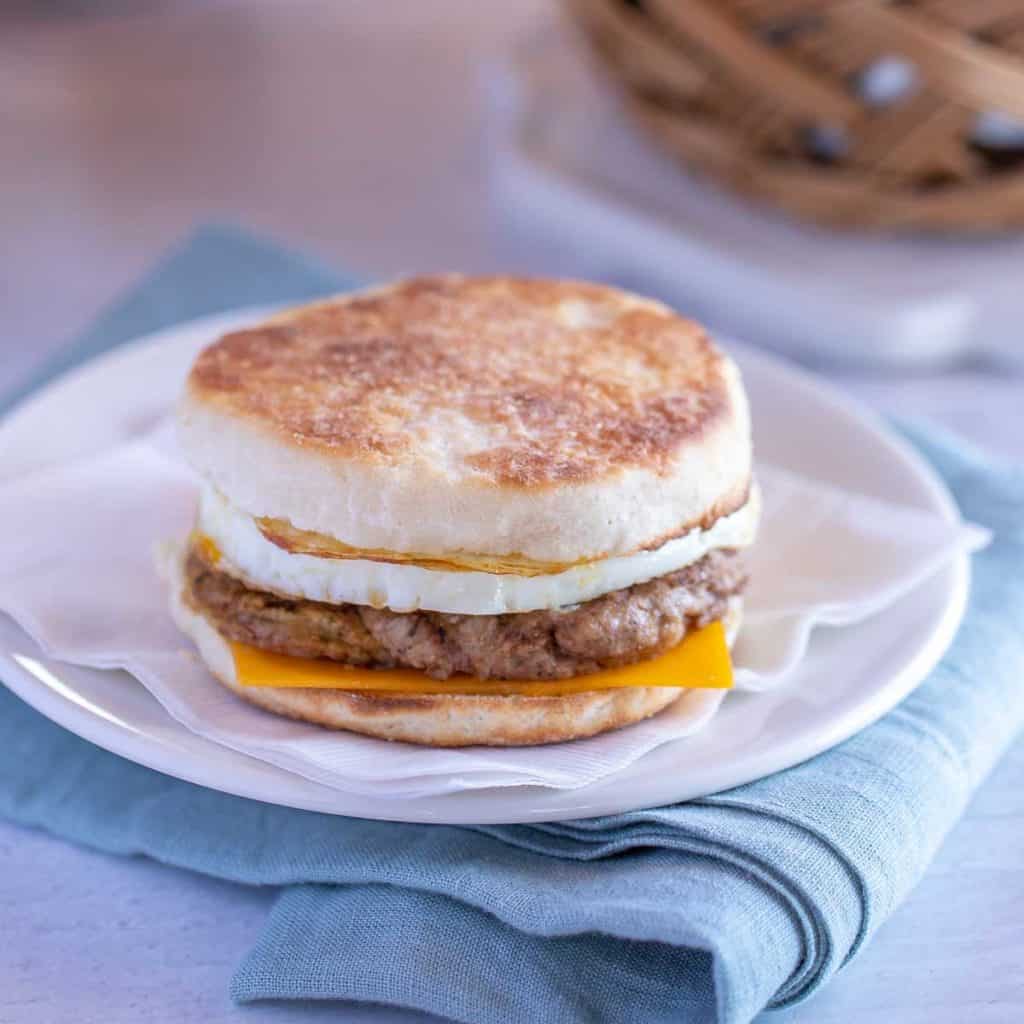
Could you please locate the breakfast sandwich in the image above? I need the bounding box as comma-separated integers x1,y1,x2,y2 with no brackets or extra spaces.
165,275,758,746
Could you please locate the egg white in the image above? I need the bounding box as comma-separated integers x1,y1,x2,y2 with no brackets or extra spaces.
197,483,759,616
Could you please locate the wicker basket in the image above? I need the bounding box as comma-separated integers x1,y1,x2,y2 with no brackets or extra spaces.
566,0,1024,231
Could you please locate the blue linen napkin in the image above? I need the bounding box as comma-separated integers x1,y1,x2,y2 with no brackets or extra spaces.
1,226,1022,1024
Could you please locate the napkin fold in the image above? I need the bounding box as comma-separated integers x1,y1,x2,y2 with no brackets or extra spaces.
2,227,1022,1024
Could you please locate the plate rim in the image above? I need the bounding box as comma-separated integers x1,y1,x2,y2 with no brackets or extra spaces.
0,306,971,823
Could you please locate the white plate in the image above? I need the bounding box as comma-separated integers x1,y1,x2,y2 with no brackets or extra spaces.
0,309,969,824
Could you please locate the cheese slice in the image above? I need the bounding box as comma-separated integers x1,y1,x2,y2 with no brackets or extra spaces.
194,532,222,565
231,620,733,696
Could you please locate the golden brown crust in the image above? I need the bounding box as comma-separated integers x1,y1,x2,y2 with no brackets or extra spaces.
217,670,686,747
186,276,732,490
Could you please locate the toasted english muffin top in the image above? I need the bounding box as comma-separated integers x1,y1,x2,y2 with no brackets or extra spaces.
178,276,753,562
186,275,731,487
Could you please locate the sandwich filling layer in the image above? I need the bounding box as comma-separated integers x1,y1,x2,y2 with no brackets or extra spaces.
183,543,747,681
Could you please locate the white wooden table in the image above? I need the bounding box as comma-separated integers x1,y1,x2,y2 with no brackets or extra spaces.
1,3,1022,1022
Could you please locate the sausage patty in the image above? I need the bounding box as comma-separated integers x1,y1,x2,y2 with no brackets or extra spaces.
183,546,746,680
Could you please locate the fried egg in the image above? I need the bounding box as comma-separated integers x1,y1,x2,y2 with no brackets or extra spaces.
197,483,760,616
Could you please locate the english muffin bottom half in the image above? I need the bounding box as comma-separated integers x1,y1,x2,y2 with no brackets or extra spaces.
166,275,758,746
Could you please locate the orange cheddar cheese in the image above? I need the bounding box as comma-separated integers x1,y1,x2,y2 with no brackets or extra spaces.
193,532,222,565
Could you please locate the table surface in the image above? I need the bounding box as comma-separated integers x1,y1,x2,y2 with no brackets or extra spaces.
2,3,1023,1023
